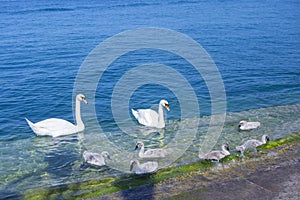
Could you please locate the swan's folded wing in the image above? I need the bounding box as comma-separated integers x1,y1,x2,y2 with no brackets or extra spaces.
138,161,158,174
35,118,77,136
243,139,262,149
135,109,158,127
249,122,260,129
202,150,224,160
35,118,74,129
131,109,139,120
83,152,104,166
144,148,173,158
143,149,161,157
29,124,53,136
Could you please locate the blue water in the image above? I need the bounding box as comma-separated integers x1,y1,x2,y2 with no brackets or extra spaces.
0,0,300,199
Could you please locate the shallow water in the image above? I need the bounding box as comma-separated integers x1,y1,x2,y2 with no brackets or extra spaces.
1,104,300,198
0,0,299,198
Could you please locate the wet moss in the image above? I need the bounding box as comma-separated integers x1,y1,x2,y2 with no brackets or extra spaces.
260,133,300,149
23,161,215,199
23,133,300,199
23,178,116,200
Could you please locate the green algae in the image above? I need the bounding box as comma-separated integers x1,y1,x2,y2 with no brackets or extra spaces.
23,160,215,199
23,133,300,200
261,133,300,149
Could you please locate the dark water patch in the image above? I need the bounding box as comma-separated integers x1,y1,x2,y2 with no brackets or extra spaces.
0,190,21,200
2,7,75,15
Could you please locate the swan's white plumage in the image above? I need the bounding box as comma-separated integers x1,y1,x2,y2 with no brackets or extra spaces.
25,118,79,137
131,99,169,128
131,109,158,127
25,94,87,137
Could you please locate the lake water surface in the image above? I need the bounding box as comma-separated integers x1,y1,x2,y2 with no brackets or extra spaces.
0,0,299,199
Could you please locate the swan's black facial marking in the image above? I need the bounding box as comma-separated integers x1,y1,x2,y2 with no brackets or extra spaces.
135,142,143,150
239,121,245,126
164,103,170,111
223,143,230,151
103,152,111,159
80,96,88,104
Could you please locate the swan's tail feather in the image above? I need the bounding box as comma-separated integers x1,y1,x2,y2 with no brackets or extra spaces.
131,109,139,120
25,118,34,128
25,118,39,135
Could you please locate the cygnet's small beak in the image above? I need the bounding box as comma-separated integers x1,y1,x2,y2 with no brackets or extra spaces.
134,145,138,150
107,155,111,160
165,104,170,111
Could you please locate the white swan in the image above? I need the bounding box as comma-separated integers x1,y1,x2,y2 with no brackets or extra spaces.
129,159,158,174
25,94,87,137
83,151,110,166
135,141,173,158
199,143,230,162
238,120,260,130
131,99,170,128
236,134,270,157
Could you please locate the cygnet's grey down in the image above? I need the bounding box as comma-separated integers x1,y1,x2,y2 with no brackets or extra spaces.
129,159,158,174
135,141,173,158
236,134,270,157
199,143,230,162
238,120,260,130
83,151,110,166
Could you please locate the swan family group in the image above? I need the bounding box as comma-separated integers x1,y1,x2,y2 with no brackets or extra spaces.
25,94,268,174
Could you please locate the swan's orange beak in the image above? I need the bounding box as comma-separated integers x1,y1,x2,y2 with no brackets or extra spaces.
165,104,170,111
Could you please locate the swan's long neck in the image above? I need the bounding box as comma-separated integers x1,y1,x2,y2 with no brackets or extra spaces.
138,144,145,157
75,99,84,131
262,136,267,144
222,145,230,155
157,103,165,127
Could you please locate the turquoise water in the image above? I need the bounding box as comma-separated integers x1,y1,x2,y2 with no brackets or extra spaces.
0,0,299,198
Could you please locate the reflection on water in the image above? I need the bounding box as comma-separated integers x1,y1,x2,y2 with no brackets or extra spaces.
0,104,299,197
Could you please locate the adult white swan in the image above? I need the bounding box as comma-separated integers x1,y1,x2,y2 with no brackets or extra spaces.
131,99,170,128
25,94,87,137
